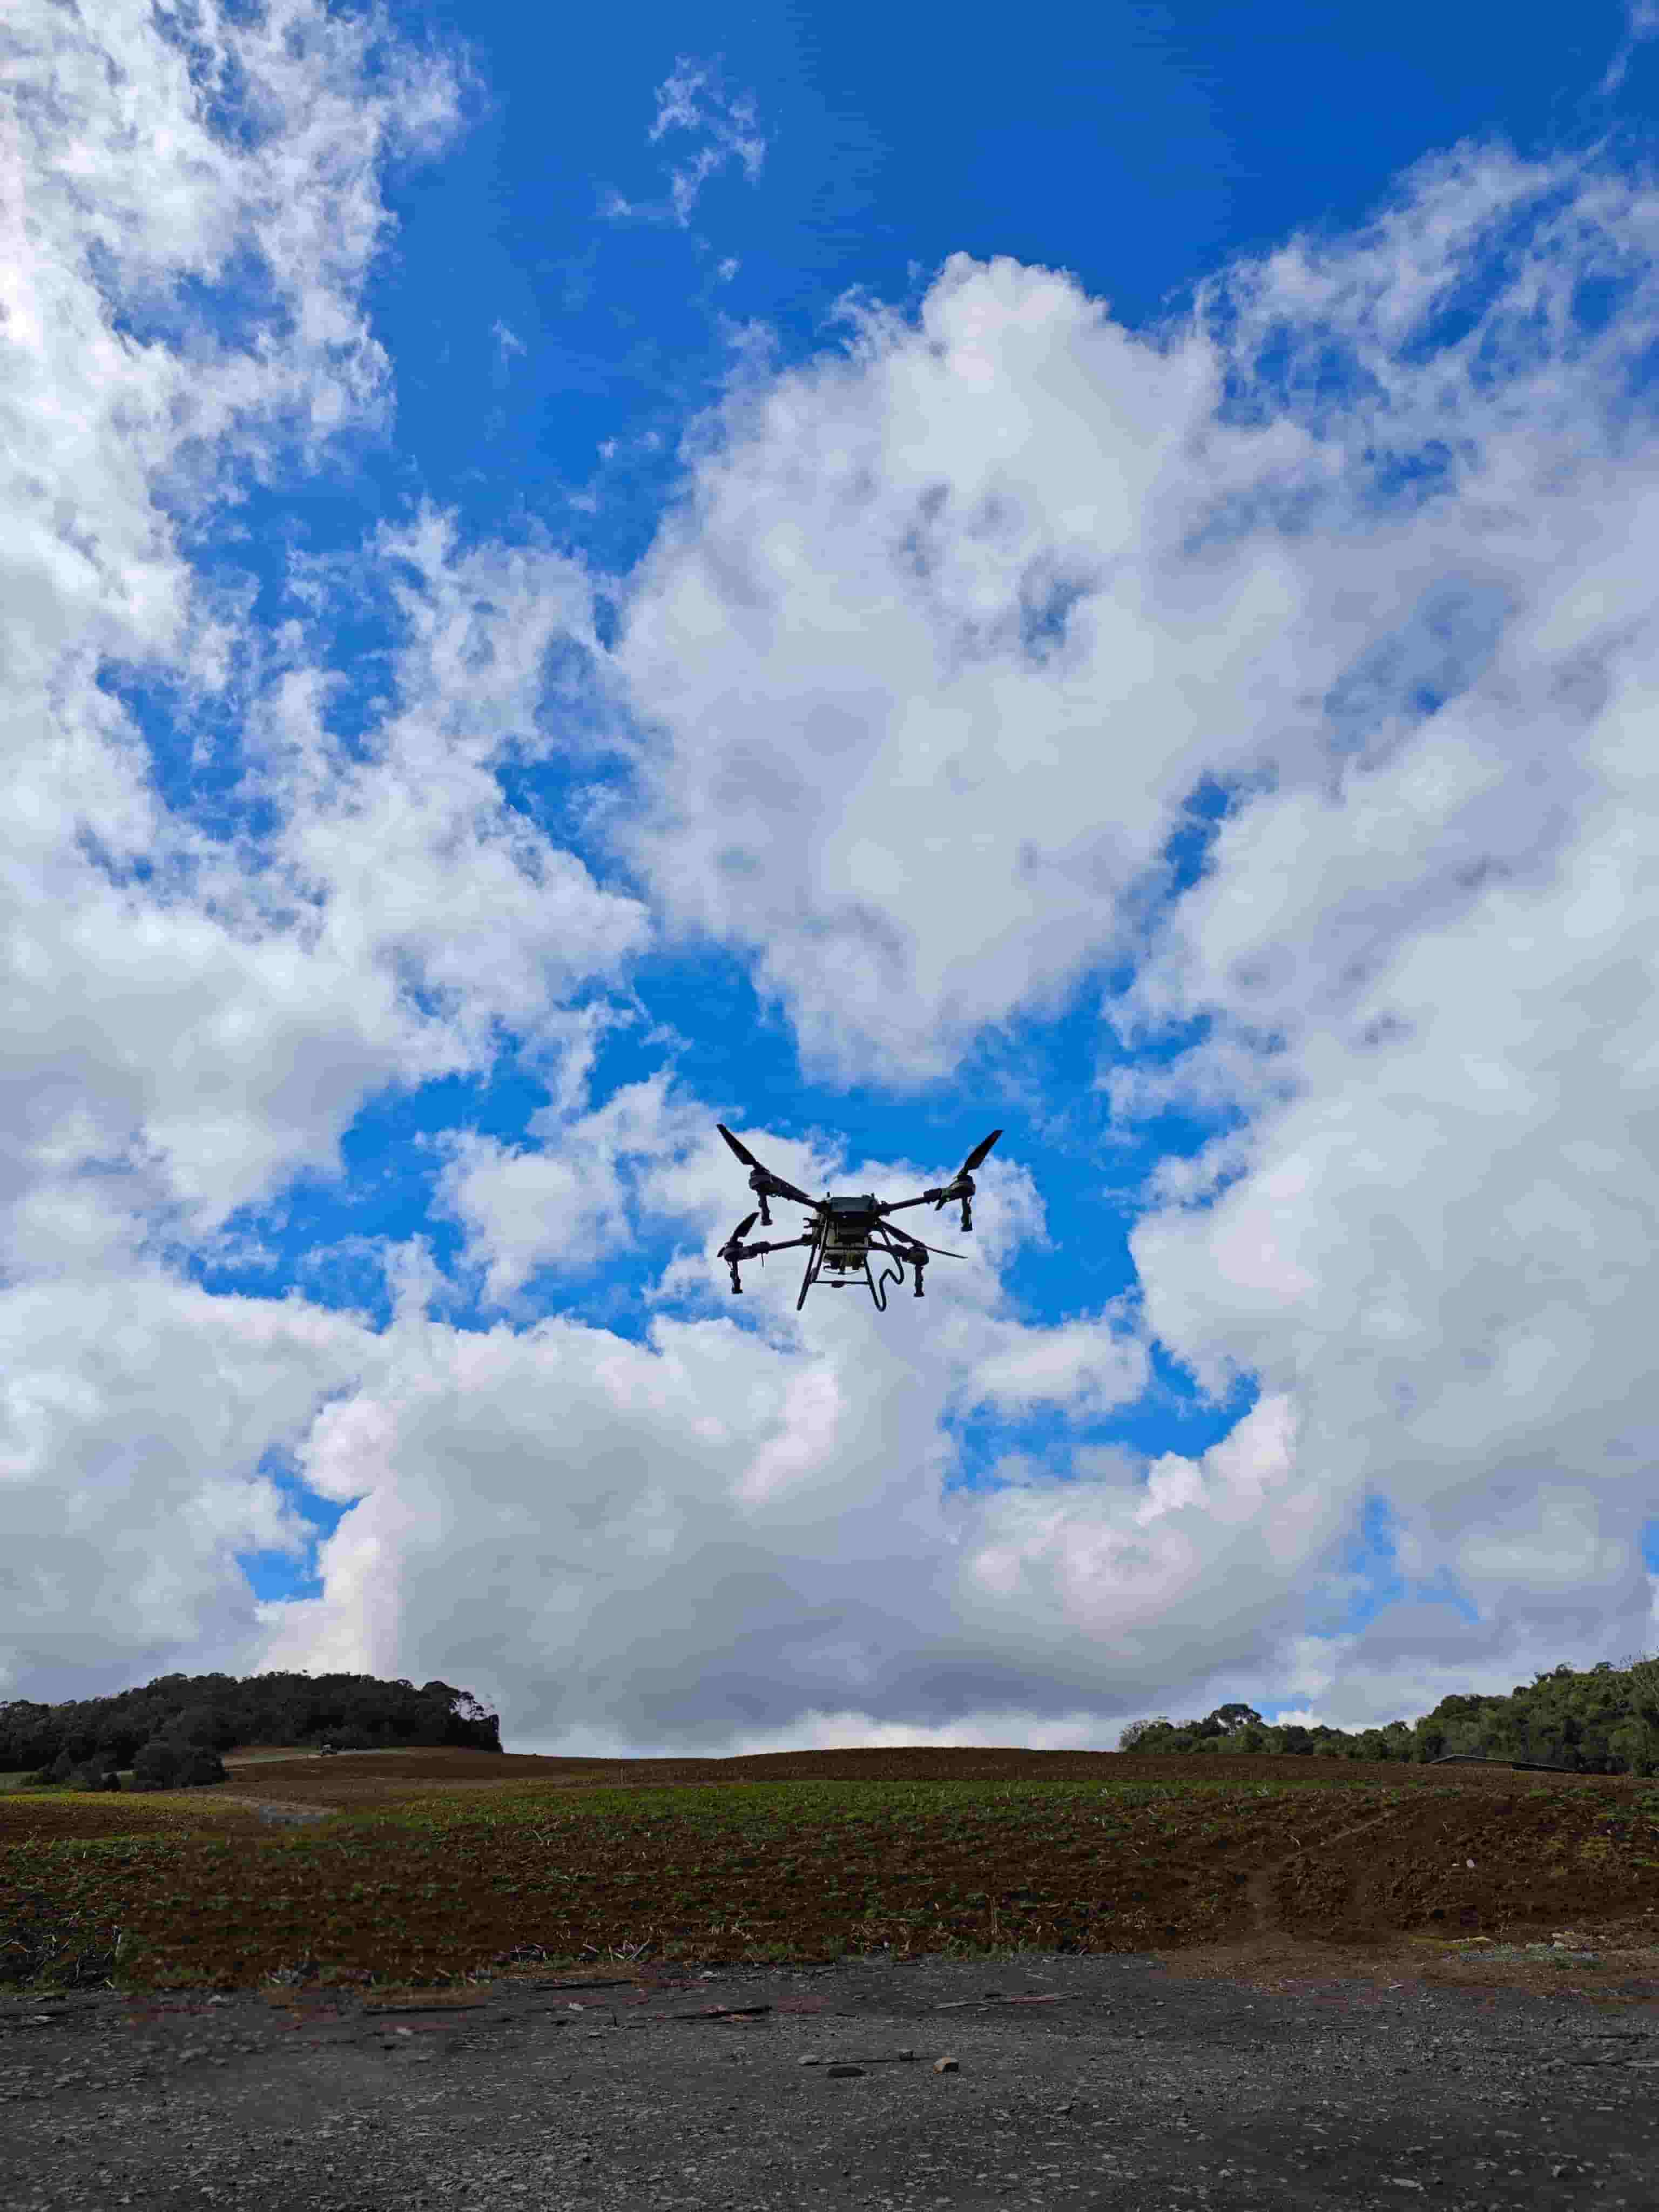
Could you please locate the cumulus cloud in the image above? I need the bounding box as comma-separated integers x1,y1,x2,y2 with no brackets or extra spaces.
252,1271,1280,1755
0,0,647,1269
0,1,641,1695
2,0,451,1260
592,140,1659,1714
432,1068,713,1305
0,1269,372,1684
606,150,1659,1095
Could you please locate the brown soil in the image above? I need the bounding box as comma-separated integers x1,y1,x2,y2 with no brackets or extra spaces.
4,1745,1656,2001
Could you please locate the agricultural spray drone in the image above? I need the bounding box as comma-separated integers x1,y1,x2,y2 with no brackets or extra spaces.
715,1124,1002,1311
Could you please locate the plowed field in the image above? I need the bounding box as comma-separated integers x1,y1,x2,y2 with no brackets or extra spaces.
4,1745,1656,1997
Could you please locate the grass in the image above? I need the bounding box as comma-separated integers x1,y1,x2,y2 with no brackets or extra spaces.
3,1748,1657,1997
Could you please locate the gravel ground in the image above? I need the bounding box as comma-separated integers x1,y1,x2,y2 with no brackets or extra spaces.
2,1948,1655,2210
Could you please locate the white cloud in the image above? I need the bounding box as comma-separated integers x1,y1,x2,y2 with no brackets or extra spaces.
604,252,1296,1084
593,140,1659,1712
1,0,649,1263
433,1068,712,1304
605,55,767,228
0,1271,370,1689
0,2,646,1697
955,1311,1150,1422
648,55,766,226
1602,3,1659,93
249,1289,1310,1754
606,150,1659,1090
0,0,500,1263
491,319,526,380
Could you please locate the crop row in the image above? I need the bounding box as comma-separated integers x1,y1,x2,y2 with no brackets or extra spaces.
4,1772,1655,1993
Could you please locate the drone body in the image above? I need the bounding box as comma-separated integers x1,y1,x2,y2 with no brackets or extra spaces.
715,1124,1002,1311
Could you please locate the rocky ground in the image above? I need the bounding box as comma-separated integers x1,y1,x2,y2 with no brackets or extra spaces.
2,1941,1656,2210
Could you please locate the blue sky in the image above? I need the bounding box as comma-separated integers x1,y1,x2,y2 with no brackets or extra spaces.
4,0,1659,1751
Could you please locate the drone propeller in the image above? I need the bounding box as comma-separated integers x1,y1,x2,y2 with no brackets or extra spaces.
718,1209,761,1296
716,1123,764,1172
716,1122,817,1219
958,1128,1002,1178
927,1128,1002,1230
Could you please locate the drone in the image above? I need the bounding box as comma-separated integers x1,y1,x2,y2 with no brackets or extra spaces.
715,1123,1002,1311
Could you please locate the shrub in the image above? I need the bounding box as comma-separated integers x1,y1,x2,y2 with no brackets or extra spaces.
130,1738,226,1791
66,1761,122,1792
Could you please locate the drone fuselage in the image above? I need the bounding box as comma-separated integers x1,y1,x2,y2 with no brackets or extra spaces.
821,1195,880,1274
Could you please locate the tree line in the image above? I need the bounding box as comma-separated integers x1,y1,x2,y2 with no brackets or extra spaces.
0,1670,502,1792
1118,1656,1659,1773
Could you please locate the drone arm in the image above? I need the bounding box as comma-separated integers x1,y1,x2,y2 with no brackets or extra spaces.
751,1173,824,1227
874,1191,941,1216
719,1232,815,1296
880,1178,975,1230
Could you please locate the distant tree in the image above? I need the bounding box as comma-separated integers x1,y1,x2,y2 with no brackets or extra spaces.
1622,1655,1659,1773
1117,1718,1170,1751
131,1738,226,1791
0,1667,503,1777
1611,1719,1658,1778
162,1704,237,1752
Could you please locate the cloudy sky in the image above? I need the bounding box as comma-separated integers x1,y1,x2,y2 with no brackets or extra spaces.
4,0,1658,1755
